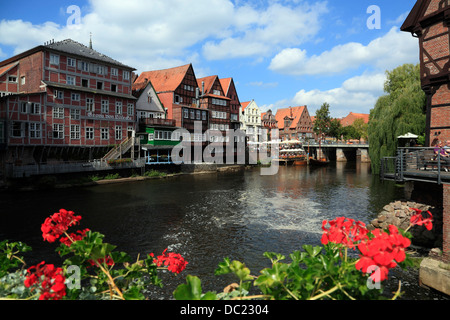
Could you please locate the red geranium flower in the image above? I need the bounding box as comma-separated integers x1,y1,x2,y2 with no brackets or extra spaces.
41,209,82,243
24,261,66,300
150,249,188,274
410,208,433,231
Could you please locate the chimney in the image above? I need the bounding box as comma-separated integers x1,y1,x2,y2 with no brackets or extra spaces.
202,81,205,95
89,32,93,49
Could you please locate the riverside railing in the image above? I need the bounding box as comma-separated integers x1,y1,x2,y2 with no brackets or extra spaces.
4,158,146,178
380,147,450,184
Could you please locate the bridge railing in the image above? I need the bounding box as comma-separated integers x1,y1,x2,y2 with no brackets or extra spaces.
381,147,450,184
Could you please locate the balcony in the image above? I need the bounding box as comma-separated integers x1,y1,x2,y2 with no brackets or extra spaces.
140,118,176,127
381,147,450,185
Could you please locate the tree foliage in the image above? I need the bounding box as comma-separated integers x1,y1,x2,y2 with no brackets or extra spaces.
314,102,332,137
368,64,426,174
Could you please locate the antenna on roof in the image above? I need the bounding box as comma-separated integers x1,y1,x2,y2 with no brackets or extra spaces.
89,32,93,49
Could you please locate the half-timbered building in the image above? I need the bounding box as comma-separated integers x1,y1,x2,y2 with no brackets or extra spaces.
0,39,137,167
401,0,450,146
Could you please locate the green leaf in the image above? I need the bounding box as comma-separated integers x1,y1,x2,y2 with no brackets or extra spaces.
173,275,217,300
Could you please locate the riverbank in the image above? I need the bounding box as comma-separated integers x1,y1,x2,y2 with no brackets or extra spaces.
0,164,247,192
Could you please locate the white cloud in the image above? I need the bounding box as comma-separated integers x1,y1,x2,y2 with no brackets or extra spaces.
269,26,419,76
202,1,328,60
288,72,387,118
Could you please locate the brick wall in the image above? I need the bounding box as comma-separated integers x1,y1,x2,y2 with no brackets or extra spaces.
444,184,450,262
429,84,450,145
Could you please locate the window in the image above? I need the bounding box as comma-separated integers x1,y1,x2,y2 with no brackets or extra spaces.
127,103,134,116
183,109,189,119
202,111,207,121
82,79,89,88
111,68,118,76
53,107,64,119
101,128,109,140
86,127,94,140
70,125,80,140
115,102,122,115
115,126,122,140
53,124,64,139
79,61,89,72
21,102,28,113
28,123,40,138
21,76,26,85
96,65,107,75
101,100,109,113
86,98,94,112
111,84,117,92
196,110,201,120
30,103,40,115
67,58,76,67
213,90,221,95
70,109,80,120
71,93,80,101
50,54,59,65
123,71,130,80
54,90,63,100
11,122,25,138
190,110,195,119
97,81,103,90
8,76,17,83
67,76,76,86
212,98,226,106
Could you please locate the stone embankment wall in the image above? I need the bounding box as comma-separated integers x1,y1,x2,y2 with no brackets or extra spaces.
368,200,443,248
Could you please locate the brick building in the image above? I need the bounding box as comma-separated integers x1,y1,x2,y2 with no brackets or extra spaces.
135,64,209,137
0,39,137,168
401,0,450,266
219,78,241,130
275,106,314,142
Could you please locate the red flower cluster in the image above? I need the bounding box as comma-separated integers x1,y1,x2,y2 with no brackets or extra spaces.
150,249,188,274
355,225,411,282
41,209,82,243
24,261,66,300
321,217,368,249
59,228,90,247
410,208,433,231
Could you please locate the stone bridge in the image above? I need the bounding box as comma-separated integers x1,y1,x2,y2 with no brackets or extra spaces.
306,143,370,163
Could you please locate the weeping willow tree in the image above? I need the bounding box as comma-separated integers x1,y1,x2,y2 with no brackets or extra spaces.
368,64,426,174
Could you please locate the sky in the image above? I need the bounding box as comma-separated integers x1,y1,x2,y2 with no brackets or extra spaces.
0,0,420,118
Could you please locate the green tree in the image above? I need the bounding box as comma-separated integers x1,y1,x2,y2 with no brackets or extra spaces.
328,118,343,140
368,64,426,174
314,102,332,138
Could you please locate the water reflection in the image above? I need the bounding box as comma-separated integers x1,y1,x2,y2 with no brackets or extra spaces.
0,162,440,300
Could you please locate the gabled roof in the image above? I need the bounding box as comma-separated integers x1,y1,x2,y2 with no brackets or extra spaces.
0,62,19,77
241,101,251,111
401,0,428,33
275,106,307,130
135,64,193,93
197,75,218,94
219,78,232,95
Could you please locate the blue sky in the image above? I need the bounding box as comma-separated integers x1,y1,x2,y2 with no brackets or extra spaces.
0,0,419,118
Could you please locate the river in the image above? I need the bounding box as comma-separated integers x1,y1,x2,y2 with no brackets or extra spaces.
0,162,448,300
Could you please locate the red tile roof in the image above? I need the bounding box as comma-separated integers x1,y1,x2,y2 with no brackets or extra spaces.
275,106,307,130
241,101,251,111
340,112,370,127
135,64,192,93
0,62,19,77
197,75,217,94
219,78,232,95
